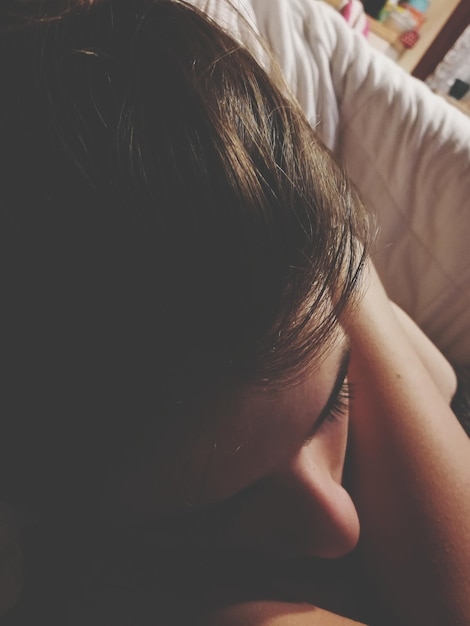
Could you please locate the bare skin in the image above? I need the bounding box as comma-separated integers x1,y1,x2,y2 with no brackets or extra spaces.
201,263,469,626
2,263,465,625
346,263,470,625
203,600,366,626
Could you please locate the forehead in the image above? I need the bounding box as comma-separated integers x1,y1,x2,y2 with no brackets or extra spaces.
115,331,346,520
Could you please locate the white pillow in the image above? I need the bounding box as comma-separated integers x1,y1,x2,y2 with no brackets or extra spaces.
195,0,470,365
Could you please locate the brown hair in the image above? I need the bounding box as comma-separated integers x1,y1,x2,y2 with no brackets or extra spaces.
1,0,369,516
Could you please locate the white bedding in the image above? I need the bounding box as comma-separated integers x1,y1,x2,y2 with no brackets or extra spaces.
193,0,470,365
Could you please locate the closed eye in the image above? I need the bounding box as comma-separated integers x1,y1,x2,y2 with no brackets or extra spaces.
321,380,354,426
303,347,352,443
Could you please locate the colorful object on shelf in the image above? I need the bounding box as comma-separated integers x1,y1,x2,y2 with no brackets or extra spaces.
401,3,427,29
385,6,417,32
400,0,429,12
339,0,369,36
378,0,427,33
400,28,420,48
376,0,399,22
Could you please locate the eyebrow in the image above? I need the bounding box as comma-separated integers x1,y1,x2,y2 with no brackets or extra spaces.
303,340,351,440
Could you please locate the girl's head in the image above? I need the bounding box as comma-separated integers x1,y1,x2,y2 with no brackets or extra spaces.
1,0,369,562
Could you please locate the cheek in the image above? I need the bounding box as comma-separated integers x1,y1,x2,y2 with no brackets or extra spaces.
331,419,350,481
311,411,351,484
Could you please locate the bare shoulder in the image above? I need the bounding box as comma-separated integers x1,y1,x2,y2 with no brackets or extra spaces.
201,600,368,626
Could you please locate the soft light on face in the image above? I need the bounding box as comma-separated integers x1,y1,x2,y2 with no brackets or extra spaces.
111,329,360,560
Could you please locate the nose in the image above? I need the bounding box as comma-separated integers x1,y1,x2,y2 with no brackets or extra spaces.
281,444,360,558
228,445,360,559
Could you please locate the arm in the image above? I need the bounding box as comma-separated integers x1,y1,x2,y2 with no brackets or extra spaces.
389,301,457,404
346,261,470,626
202,600,367,626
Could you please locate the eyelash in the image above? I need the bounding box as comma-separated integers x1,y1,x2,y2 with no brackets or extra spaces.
324,380,355,426
303,380,355,444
